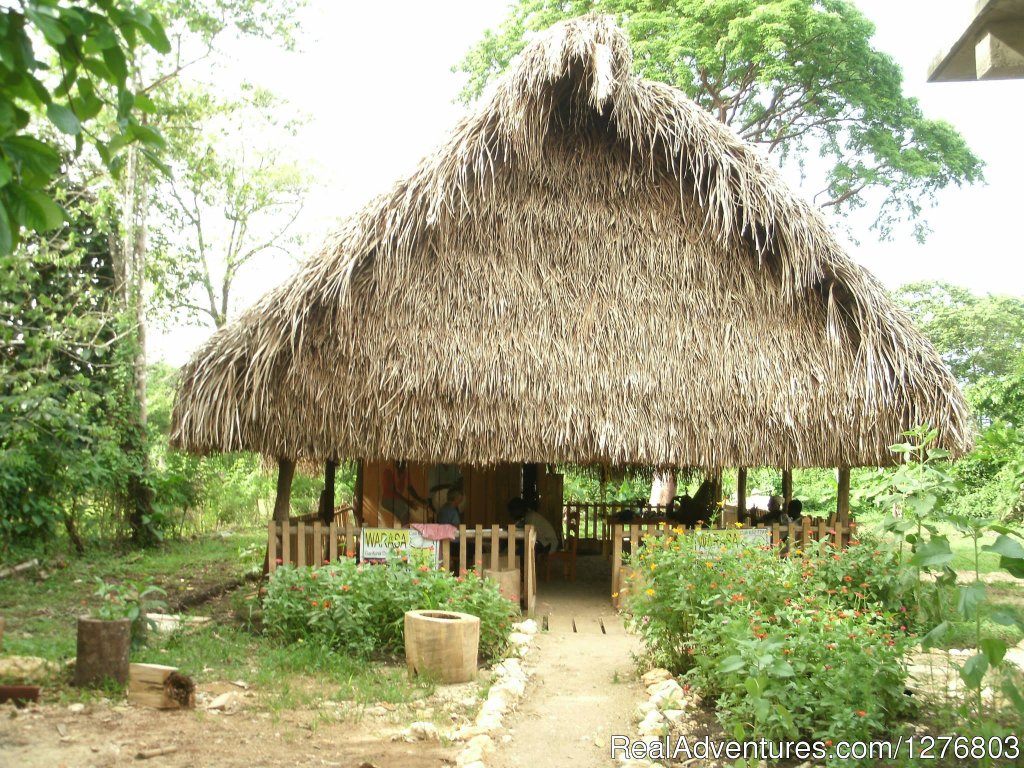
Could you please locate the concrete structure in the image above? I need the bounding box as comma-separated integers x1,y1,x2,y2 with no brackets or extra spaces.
929,0,1024,81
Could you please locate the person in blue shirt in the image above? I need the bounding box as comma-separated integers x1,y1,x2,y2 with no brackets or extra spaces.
437,488,464,526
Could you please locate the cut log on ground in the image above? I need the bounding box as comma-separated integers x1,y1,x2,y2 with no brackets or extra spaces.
0,559,39,579
128,663,195,709
75,617,130,687
136,746,178,760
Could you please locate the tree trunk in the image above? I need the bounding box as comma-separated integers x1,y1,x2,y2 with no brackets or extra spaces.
114,142,157,546
273,458,296,522
319,460,337,524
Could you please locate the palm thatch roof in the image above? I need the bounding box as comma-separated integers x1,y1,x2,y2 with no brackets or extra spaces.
171,15,971,470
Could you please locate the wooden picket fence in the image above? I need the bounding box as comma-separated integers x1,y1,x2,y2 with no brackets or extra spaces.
267,520,537,615
610,517,854,607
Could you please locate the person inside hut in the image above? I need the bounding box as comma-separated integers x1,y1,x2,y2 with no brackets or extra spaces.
436,488,464,526
508,497,559,555
428,463,463,516
381,460,428,525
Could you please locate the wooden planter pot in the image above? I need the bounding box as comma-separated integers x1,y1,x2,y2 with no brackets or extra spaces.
483,567,521,605
404,610,480,684
75,617,131,687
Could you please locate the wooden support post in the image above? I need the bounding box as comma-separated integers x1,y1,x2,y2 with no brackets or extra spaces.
837,467,851,526
782,469,793,513
320,460,337,524
737,467,747,525
611,524,623,607
273,457,296,522
353,460,365,526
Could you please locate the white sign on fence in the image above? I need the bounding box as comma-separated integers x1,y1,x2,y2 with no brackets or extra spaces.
691,527,771,554
359,528,439,565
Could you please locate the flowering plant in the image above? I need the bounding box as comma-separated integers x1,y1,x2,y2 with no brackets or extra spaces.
262,556,515,662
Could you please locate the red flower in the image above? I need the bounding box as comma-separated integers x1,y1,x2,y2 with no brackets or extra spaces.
310,600,318,607
275,558,283,565
856,710,867,717
323,601,331,609
341,584,351,592
346,550,355,558
843,575,853,582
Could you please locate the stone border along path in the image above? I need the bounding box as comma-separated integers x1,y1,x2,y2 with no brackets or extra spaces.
480,587,647,768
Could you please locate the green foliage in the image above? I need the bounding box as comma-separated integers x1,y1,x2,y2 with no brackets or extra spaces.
864,427,1024,723
263,560,516,664
626,531,913,743
91,576,166,647
0,187,142,546
455,0,983,241
0,0,171,254
895,282,1024,523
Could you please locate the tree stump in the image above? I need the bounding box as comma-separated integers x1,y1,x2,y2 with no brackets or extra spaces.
75,617,130,687
404,610,479,684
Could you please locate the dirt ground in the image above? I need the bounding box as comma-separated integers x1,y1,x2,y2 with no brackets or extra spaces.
0,681,465,768
488,557,645,767
0,555,645,768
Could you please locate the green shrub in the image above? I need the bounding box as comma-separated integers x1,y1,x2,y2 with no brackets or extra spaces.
626,530,914,744
262,558,515,663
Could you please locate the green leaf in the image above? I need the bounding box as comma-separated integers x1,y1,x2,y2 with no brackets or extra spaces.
956,582,987,619
46,103,81,135
1002,679,1024,713
990,608,1024,631
0,159,11,187
18,189,65,231
920,621,949,650
102,46,128,83
719,655,745,674
0,203,13,254
980,638,1007,667
25,7,66,45
960,653,988,689
983,534,1024,560
1001,556,1024,579
909,536,954,568
743,676,762,697
138,17,171,54
1,136,61,185
769,659,794,677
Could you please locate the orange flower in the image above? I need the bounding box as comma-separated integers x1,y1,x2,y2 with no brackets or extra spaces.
341,584,351,592
323,601,331,609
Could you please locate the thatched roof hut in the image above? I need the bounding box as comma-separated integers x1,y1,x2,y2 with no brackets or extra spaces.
171,15,971,472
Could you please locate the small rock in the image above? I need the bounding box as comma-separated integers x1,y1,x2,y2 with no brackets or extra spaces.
662,709,686,725
641,668,673,687
467,734,494,754
407,721,439,741
638,709,666,736
456,746,483,766
67,703,85,714
508,632,532,646
512,619,538,635
365,706,389,717
634,700,657,722
206,692,234,711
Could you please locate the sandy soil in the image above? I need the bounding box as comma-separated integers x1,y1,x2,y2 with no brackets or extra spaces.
489,557,644,767
0,684,461,768
0,555,642,768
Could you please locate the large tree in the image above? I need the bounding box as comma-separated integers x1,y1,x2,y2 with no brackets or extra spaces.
147,85,308,329
456,0,983,242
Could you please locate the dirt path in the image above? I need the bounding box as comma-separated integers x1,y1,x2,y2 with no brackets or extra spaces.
490,559,642,767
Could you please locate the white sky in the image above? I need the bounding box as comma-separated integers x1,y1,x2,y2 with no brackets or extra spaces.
151,0,1024,364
